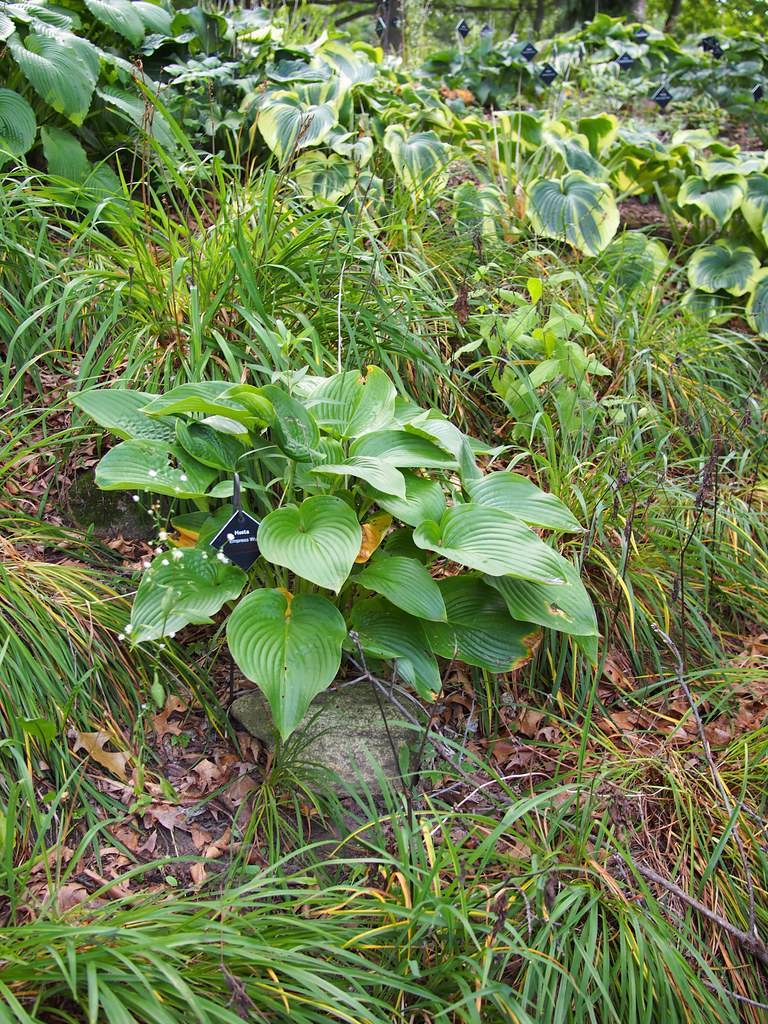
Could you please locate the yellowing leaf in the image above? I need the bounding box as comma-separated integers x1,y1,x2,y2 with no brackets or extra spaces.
72,731,131,780
356,513,392,563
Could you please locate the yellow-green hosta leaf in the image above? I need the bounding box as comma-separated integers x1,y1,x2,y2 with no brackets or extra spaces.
466,472,583,532
257,92,337,163
356,555,446,621
259,495,361,592
95,440,217,498
383,125,450,194
305,366,396,439
576,113,618,157
365,471,446,528
311,457,406,498
228,589,347,740
527,171,619,256
71,388,176,443
350,596,440,699
746,268,768,338
422,576,540,673
742,174,768,246
8,28,100,125
413,504,572,584
0,88,36,162
484,558,597,637
294,151,356,204
129,548,246,643
687,242,760,296
677,173,746,227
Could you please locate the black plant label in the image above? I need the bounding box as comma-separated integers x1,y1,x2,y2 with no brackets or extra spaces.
210,510,261,571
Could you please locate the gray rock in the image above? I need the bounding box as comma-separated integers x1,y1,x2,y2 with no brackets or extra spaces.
67,470,153,541
230,681,422,792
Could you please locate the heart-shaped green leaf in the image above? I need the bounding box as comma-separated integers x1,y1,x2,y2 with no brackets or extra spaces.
227,589,347,740
95,441,217,498
350,430,456,469
677,174,746,227
526,171,619,256
71,389,176,443
311,457,406,498
423,576,540,672
366,471,446,528
257,92,337,163
0,88,36,161
466,472,583,532
484,558,597,637
84,0,145,44
259,495,361,591
687,242,760,296
350,597,440,699
8,29,99,126
129,548,246,643
413,504,572,584
306,366,396,438
383,126,450,193
356,556,446,621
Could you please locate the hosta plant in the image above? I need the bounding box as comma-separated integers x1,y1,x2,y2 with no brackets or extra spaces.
72,367,597,739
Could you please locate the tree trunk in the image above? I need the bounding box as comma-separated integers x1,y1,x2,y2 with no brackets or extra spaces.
664,0,682,31
533,0,546,34
382,0,402,54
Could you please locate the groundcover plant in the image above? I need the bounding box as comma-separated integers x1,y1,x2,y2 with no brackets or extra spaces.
1,2,767,1023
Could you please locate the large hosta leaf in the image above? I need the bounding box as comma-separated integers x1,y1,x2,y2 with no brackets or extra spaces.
129,548,245,643
95,441,216,498
526,171,619,256
311,457,406,498
259,495,361,592
0,88,36,161
294,152,355,204
356,555,446,621
746,269,768,338
8,28,100,125
413,504,571,584
349,597,440,699
71,389,176,443
84,0,145,45
742,174,768,246
257,92,337,163
350,430,456,469
576,114,618,157
599,232,668,293
227,589,347,740
366,471,446,528
423,576,540,673
677,174,746,227
175,420,245,471
466,472,583,532
383,125,450,193
485,558,597,637
142,383,254,425
453,182,507,240
260,384,320,462
305,366,396,439
687,242,760,297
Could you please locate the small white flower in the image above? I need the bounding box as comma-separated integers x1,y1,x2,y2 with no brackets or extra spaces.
216,552,229,563
161,558,170,566
172,549,183,561
158,530,168,541
148,469,157,478
201,552,208,560
118,633,125,641
124,624,133,634
132,494,140,503
158,643,166,650
155,547,163,555
143,561,151,570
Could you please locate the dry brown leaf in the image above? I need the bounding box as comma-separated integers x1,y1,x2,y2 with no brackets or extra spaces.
355,513,392,563
190,862,207,886
152,696,188,740
72,731,131,780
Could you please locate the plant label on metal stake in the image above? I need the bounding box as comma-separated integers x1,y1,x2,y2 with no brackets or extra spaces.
652,85,672,109
616,52,634,71
634,27,649,43
456,18,470,38
539,63,557,85
211,474,261,571
375,16,386,37
753,83,764,102
700,35,717,51
521,41,538,61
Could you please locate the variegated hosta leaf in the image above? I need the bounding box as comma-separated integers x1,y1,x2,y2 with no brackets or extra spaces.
681,289,733,324
677,173,746,227
453,182,507,239
422,576,540,673
543,127,607,179
0,88,36,161
576,113,619,156
259,495,361,592
8,28,100,125
256,91,337,163
599,232,669,293
526,171,619,256
383,125,450,194
227,589,347,740
327,130,374,166
746,269,768,339
294,152,356,204
687,242,760,297
742,175,768,247
129,548,246,643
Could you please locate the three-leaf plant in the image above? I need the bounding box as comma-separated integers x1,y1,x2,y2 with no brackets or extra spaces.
72,367,597,739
